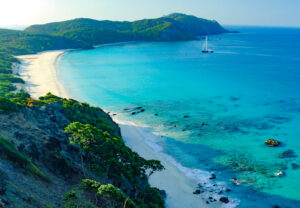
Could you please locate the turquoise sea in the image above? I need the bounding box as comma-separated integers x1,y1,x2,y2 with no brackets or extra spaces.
57,27,300,207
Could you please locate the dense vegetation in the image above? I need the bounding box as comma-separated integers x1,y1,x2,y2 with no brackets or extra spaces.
25,13,228,46
0,29,90,55
61,179,136,208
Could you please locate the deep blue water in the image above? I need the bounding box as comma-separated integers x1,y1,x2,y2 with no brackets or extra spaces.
57,27,300,207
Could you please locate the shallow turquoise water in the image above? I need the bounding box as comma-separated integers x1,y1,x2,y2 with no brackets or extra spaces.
58,27,300,207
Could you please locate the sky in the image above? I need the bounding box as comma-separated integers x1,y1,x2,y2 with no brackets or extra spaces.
0,0,299,29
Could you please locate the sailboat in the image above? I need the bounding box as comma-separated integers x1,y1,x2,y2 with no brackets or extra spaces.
202,36,214,53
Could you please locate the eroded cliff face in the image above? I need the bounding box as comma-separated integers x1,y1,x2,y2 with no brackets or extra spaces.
0,100,163,208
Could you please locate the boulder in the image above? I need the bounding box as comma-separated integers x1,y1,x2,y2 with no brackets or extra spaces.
193,189,201,195
219,196,229,203
265,139,281,147
274,170,284,177
209,174,216,180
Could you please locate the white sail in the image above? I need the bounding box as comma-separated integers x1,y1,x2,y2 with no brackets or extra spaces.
202,36,214,53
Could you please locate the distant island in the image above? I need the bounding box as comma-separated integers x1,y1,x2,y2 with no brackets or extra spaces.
1,13,230,55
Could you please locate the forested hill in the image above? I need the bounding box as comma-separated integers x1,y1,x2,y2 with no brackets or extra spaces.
0,29,91,55
0,13,229,55
24,13,229,47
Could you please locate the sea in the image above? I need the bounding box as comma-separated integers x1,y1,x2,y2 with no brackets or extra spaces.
57,26,300,208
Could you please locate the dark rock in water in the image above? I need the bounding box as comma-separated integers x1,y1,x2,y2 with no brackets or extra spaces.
193,189,201,195
272,205,280,208
231,177,240,185
182,115,190,118
279,150,297,158
206,201,209,204
226,188,231,192
291,163,300,170
265,139,281,147
219,196,229,203
209,196,213,200
112,113,117,116
131,112,136,115
135,107,143,110
230,96,239,101
140,109,145,112
154,113,158,116
200,122,207,126
209,174,216,180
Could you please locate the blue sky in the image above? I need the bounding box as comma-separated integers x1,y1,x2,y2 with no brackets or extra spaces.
0,0,299,28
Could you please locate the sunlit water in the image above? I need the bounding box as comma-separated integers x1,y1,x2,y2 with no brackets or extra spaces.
57,27,300,207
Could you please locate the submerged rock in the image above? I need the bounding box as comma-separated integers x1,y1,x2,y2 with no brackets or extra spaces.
182,115,190,118
279,150,297,158
265,139,281,147
230,96,240,101
291,163,300,170
219,196,229,203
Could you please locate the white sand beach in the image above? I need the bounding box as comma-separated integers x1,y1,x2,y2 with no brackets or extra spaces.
16,50,228,208
16,50,70,99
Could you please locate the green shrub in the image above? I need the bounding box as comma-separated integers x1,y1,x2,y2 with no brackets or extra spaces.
39,92,62,103
0,96,18,113
0,136,50,182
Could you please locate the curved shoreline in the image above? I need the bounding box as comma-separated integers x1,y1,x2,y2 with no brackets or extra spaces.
16,49,235,208
16,50,71,99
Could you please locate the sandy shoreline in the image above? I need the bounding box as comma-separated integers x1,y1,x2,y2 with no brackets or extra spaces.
16,50,71,99
16,50,232,208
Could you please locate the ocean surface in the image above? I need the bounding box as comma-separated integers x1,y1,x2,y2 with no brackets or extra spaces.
57,26,300,208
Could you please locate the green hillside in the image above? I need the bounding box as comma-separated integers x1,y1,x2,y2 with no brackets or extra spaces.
0,29,90,55
25,13,229,46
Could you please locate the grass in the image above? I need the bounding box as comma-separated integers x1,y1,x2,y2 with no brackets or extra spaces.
0,136,50,182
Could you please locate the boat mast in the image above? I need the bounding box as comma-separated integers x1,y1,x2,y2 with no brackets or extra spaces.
205,36,208,51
